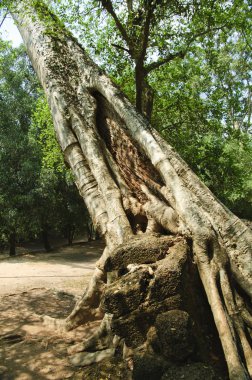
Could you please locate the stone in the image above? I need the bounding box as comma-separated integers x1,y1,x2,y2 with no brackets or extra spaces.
149,240,188,301
132,353,168,380
146,326,160,353
102,268,152,318
111,295,182,348
161,362,218,380
112,308,153,348
155,310,195,361
104,235,178,271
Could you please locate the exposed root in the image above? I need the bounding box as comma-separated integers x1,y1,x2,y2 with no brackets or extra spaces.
220,270,252,378
68,314,118,367
69,348,115,367
235,291,252,329
193,237,249,380
141,184,179,234
64,267,107,331
42,315,67,333
145,215,163,234
43,266,106,332
68,314,114,355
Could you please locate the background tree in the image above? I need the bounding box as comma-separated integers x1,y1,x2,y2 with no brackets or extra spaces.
0,40,39,255
0,39,89,254
30,94,90,247
151,33,252,218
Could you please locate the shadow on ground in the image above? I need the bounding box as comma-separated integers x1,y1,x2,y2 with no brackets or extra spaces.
0,241,107,380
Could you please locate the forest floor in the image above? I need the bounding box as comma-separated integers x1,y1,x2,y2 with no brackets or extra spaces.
0,240,106,380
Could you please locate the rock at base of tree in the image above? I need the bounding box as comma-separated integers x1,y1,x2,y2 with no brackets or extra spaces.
101,268,152,318
104,235,177,271
161,362,218,380
155,310,195,361
103,235,227,379
132,353,168,380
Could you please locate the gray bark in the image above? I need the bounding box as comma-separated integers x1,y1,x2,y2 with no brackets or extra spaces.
12,1,252,378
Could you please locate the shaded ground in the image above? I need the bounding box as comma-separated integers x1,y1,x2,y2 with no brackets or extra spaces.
0,241,105,380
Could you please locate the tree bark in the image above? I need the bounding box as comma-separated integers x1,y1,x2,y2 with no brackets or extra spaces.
12,2,252,378
135,63,154,120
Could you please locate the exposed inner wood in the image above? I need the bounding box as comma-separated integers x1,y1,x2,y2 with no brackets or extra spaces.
94,91,165,204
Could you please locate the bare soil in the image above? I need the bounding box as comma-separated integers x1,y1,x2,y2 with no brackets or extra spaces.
0,241,104,380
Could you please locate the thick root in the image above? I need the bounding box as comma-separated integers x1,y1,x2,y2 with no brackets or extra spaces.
235,291,252,329
42,315,68,332
42,305,103,332
68,314,118,367
43,267,106,332
70,348,115,367
220,270,252,378
68,314,113,355
193,237,250,380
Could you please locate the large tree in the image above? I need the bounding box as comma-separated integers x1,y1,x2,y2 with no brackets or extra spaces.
4,0,252,378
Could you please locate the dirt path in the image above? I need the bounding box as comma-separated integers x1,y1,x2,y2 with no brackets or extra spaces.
0,241,104,380
0,241,104,296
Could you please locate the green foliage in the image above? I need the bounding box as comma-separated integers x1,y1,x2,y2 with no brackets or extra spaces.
0,40,88,251
0,40,40,244
29,94,65,173
151,31,252,217
30,92,89,241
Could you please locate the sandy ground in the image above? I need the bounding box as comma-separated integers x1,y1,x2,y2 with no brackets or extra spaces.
0,241,105,380
0,241,104,296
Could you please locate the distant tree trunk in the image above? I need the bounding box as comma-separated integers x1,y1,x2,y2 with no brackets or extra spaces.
67,224,75,245
13,2,252,379
87,221,98,241
42,227,51,252
9,231,16,256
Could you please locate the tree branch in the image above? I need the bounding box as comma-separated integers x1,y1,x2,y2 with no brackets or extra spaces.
0,12,8,29
145,50,186,73
145,23,227,73
126,0,133,13
187,24,228,45
138,1,155,65
111,43,130,54
100,0,131,48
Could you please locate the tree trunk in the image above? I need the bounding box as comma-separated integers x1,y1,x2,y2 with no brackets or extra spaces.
9,231,16,256
135,63,154,120
42,227,51,252
65,223,75,245
12,2,252,379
